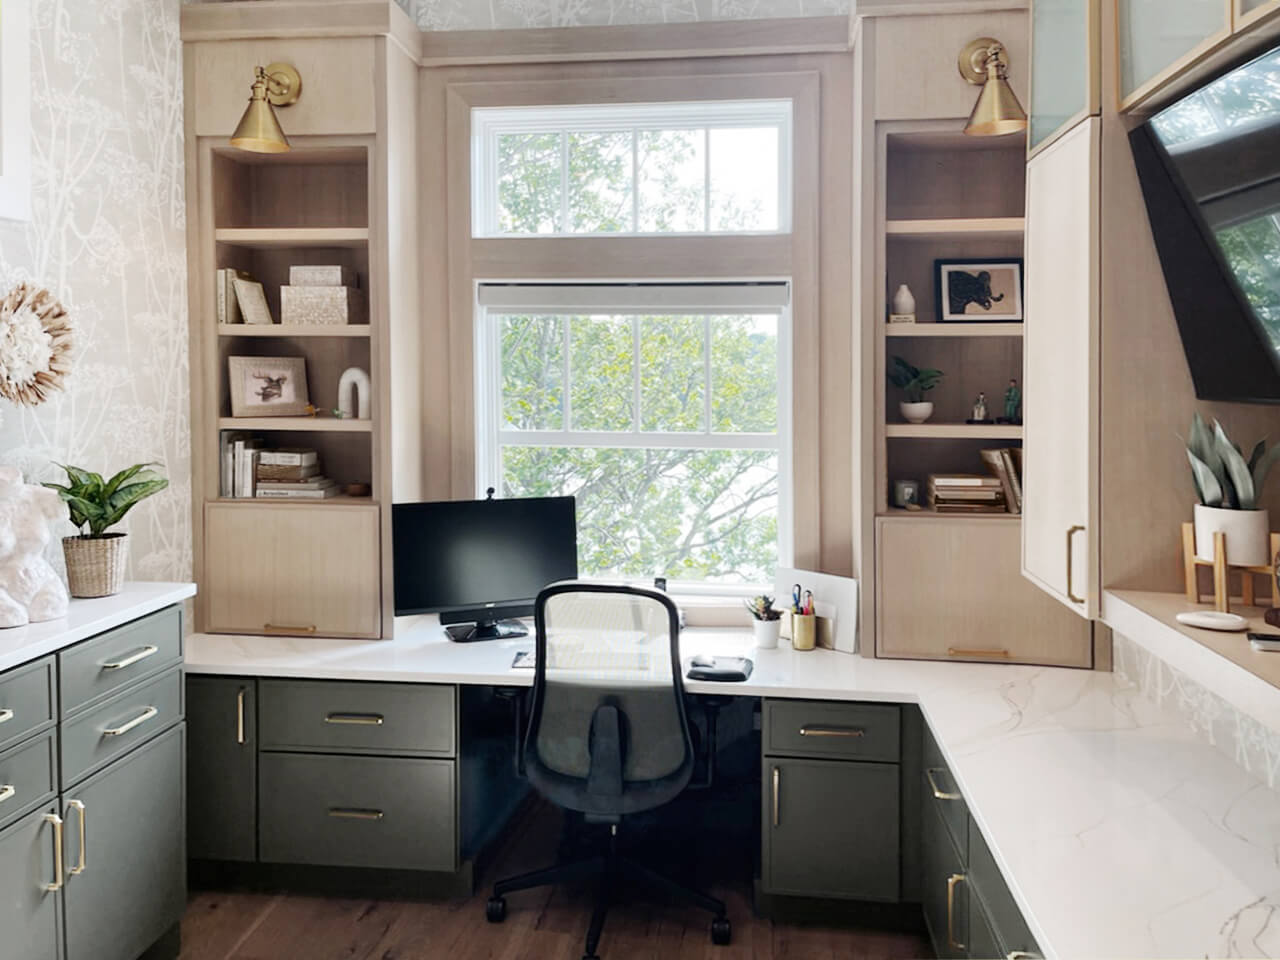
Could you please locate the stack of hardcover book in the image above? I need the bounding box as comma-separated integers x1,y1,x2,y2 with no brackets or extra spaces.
927,474,1007,513
979,447,1023,514
254,449,337,499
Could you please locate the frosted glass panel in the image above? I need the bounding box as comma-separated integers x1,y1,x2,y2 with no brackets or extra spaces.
1030,0,1093,149
1118,0,1228,101
1242,0,1274,12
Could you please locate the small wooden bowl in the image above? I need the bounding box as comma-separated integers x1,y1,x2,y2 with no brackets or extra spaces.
343,482,372,498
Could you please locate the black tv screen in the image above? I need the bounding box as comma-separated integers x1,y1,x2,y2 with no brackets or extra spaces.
1131,41,1280,402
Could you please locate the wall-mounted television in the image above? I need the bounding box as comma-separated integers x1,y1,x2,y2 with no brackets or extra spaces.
1131,41,1280,403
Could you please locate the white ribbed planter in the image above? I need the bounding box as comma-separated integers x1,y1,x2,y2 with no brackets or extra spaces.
1193,504,1271,567
900,401,934,424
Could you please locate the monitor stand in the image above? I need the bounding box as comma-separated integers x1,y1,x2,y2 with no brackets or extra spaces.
445,619,529,643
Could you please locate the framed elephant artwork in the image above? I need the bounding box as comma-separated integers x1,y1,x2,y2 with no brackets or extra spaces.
934,258,1024,322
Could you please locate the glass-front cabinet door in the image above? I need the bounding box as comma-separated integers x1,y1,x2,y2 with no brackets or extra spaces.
1029,0,1100,156
1237,0,1280,29
1118,0,1231,109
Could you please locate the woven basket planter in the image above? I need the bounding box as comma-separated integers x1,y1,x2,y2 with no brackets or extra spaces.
62,534,128,598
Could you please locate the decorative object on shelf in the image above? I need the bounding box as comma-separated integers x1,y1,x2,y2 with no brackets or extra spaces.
344,482,372,498
958,37,1028,137
745,594,782,650
0,466,69,627
0,283,73,407
337,366,371,419
232,277,273,325
892,479,921,509
935,258,1024,322
289,265,356,287
227,355,310,417
967,391,991,424
1181,523,1280,614
889,283,916,324
888,355,942,424
231,63,302,154
1186,413,1279,567
282,285,365,326
997,379,1022,424
44,462,168,599
1174,610,1249,632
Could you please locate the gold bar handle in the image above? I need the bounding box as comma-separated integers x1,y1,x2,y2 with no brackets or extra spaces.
1007,953,1041,959
236,687,246,745
947,647,1011,659
1067,524,1086,604
947,873,967,951
101,645,158,671
799,725,865,737
328,808,384,821
0,784,13,804
926,767,961,801
42,813,64,892
324,713,384,726
0,708,13,724
264,623,317,635
772,766,780,827
102,705,158,737
67,799,86,875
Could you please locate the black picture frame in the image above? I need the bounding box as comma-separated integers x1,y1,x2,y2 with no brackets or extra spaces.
934,257,1025,323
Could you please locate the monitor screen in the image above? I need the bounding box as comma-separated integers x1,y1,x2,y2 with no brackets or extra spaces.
391,496,578,618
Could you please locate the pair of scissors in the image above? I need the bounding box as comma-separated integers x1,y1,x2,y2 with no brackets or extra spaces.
791,583,803,613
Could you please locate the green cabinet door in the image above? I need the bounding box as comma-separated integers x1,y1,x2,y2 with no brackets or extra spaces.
0,803,62,960
62,724,186,960
762,758,899,901
967,886,1002,960
923,801,967,959
187,677,256,861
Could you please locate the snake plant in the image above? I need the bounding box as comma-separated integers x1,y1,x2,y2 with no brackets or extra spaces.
1186,413,1280,510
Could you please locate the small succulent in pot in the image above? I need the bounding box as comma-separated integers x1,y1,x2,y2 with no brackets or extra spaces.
1186,414,1280,567
888,356,943,424
744,594,782,621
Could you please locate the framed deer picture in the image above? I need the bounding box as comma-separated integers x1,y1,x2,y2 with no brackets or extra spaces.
934,258,1024,323
228,356,311,417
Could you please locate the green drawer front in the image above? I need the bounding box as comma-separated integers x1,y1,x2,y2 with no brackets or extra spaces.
0,656,55,753
764,700,900,762
924,724,967,866
969,817,1042,958
60,606,182,717
259,680,456,757
61,666,183,788
259,752,456,871
0,730,56,832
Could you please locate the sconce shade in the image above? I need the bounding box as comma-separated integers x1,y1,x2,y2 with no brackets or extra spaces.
230,63,302,154
959,38,1028,138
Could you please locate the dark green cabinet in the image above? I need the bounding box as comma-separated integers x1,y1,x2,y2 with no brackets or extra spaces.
187,677,256,861
0,803,61,960
923,800,967,958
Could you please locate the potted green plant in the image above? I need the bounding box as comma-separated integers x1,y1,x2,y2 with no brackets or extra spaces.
44,463,168,598
745,594,782,649
888,356,943,424
1186,413,1280,567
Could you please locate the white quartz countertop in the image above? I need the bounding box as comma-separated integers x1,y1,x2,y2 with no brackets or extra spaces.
0,581,196,673
186,626,1280,958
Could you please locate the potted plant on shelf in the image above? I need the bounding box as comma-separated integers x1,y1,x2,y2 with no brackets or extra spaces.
745,594,782,649
888,356,943,424
1186,413,1280,567
44,463,169,598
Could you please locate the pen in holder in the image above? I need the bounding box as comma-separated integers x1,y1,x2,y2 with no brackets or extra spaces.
792,613,816,651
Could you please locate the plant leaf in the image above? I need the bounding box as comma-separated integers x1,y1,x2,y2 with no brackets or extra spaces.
1189,413,1228,493
1188,451,1224,506
101,478,169,531
1249,439,1267,474
1252,442,1280,502
104,462,159,498
1214,420,1256,509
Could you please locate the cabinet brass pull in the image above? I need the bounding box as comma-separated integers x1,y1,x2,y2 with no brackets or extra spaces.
0,784,13,804
236,687,246,745
328,808,384,821
1007,953,1041,959
799,725,865,737
324,712,384,726
772,766,780,827
264,623,317,635
102,705,158,737
926,767,961,801
101,645,158,671
947,873,967,951
67,799,86,875
43,813,64,892
947,647,1010,659
0,708,13,724
1066,524,1086,604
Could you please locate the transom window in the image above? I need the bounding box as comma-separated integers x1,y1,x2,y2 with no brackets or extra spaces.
471,100,793,237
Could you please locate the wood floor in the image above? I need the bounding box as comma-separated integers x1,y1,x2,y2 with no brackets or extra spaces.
178,805,933,960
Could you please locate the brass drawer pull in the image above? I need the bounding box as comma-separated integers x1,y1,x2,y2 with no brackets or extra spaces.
947,873,967,951
771,766,780,827
236,687,246,745
101,645,158,670
0,708,13,724
42,813,64,892
264,623,317,635
1007,953,1041,959
947,647,1011,659
1067,524,1086,604
328,807,384,821
926,767,961,801
799,725,865,738
102,705,158,737
0,784,13,804
324,712,384,726
67,799,86,875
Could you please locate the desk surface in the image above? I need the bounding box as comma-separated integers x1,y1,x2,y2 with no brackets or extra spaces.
186,626,1280,959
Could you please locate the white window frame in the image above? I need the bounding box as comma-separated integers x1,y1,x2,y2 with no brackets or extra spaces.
471,99,794,239
474,281,794,594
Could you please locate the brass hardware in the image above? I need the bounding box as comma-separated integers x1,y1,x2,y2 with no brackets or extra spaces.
1007,953,1040,959
799,725,865,738
959,37,1028,137
102,705,158,737
0,784,13,804
236,687,246,745
101,645,158,670
1067,524,1086,604
947,873,967,950
327,808,384,821
264,623,317,635
67,799,86,875
42,813,64,892
926,768,961,801
772,766,780,827
324,712,384,726
947,647,1011,659
0,708,12,724
231,63,302,154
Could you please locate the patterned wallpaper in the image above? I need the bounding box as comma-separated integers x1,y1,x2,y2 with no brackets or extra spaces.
405,0,849,31
0,0,191,583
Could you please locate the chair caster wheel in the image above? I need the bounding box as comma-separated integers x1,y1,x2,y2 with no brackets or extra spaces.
485,896,507,923
711,916,731,945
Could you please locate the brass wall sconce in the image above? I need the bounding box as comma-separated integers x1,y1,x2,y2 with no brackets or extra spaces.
958,38,1027,137
230,63,303,154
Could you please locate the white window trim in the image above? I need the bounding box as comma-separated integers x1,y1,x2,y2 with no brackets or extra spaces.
471,99,793,239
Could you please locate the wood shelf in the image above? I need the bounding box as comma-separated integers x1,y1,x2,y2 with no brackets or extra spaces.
886,322,1023,338
213,496,378,507
217,324,372,338
884,217,1024,240
214,227,369,249
217,416,373,433
885,423,1023,439
880,508,1020,522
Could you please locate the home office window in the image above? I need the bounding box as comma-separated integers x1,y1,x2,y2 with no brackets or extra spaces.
476,283,792,587
471,100,793,237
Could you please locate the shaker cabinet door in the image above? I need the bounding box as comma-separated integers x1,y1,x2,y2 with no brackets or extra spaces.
187,677,257,862
0,804,62,960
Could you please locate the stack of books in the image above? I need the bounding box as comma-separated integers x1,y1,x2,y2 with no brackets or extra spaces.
215,268,273,325
927,474,1007,513
979,447,1023,515
220,433,265,499
254,449,338,500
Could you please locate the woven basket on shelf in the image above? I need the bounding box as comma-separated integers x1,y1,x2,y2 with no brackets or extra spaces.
62,534,128,598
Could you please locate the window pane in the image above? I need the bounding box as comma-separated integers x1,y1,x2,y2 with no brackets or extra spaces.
640,316,705,432
502,445,779,583
570,315,634,430
568,132,633,233
498,133,561,234
637,129,705,233
712,315,779,433
709,127,779,231
501,316,564,430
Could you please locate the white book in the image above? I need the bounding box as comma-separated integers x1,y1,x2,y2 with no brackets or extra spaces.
219,433,235,497
216,268,227,324
233,278,273,325
258,449,318,467
256,486,339,499
256,477,336,491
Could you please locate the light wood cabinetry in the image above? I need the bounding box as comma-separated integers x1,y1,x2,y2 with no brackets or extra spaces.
1117,0,1231,109
1237,0,1280,29
1028,0,1100,156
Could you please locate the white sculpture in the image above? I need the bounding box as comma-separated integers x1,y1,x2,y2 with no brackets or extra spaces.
0,466,69,627
337,366,371,420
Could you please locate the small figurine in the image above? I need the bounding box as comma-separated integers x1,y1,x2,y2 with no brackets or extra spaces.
999,379,1022,424
969,392,988,423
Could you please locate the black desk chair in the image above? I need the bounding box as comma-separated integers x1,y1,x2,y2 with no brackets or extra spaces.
485,582,730,959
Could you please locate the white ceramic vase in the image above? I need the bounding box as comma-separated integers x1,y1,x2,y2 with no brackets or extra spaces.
892,284,916,315
900,401,934,424
1193,503,1271,567
753,618,781,650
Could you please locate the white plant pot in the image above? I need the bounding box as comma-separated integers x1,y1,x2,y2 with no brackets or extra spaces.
900,401,934,424
1193,504,1271,567
753,618,781,650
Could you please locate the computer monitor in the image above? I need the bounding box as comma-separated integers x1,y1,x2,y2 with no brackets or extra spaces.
392,495,578,642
